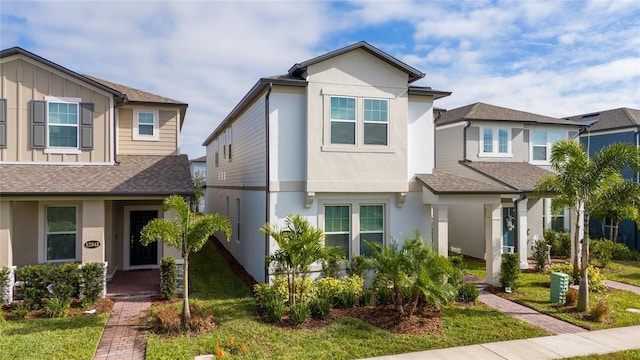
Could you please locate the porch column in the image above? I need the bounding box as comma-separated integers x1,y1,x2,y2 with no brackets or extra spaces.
517,198,529,269
434,205,449,256
570,204,584,268
485,203,502,284
82,200,105,264
0,201,12,267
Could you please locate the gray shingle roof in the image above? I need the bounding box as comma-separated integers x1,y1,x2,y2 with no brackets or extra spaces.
416,169,517,194
436,102,582,127
564,108,640,133
0,155,194,196
461,161,554,192
85,76,187,106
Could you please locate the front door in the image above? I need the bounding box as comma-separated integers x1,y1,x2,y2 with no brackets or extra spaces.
130,210,158,266
503,207,516,253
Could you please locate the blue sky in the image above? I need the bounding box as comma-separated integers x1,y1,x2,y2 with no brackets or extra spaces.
2,0,639,159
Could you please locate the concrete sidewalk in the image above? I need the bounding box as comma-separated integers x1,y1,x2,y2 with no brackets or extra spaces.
362,325,640,359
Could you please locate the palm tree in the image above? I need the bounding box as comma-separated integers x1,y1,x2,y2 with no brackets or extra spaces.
591,174,640,241
261,214,344,305
140,195,231,325
535,139,639,311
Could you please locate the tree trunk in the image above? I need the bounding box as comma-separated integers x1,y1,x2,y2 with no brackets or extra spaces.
182,254,191,326
613,222,619,242
609,222,614,242
576,238,589,312
572,220,580,285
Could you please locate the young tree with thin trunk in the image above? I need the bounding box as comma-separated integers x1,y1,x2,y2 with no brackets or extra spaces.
140,195,231,326
535,140,639,311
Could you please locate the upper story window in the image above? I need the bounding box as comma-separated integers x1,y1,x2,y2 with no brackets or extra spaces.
479,127,511,157
48,101,79,148
531,130,565,164
363,99,388,145
133,109,159,141
31,97,93,153
330,97,356,145
227,127,233,161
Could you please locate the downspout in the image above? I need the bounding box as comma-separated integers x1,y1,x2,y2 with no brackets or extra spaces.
462,121,471,162
264,82,273,284
112,95,128,165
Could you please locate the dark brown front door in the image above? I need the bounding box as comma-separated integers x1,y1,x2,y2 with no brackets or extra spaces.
130,210,158,266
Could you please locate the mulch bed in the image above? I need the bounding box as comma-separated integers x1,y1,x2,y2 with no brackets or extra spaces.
2,297,114,320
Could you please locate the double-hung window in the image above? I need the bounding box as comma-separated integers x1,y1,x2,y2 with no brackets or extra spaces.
324,205,351,258
330,97,356,145
363,99,388,145
480,127,511,156
531,130,565,163
48,101,79,148
46,206,77,261
359,205,384,257
133,109,159,141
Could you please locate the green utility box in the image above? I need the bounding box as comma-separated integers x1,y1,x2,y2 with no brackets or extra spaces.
550,272,569,304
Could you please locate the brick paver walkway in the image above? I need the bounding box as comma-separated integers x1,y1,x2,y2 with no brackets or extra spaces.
94,296,152,360
604,280,640,295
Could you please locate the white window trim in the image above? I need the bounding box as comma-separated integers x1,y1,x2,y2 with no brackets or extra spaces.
133,109,160,141
44,96,81,152
38,202,81,263
363,98,389,146
479,127,512,158
530,130,567,165
329,96,357,146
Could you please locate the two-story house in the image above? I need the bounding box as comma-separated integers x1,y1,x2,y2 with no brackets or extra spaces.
203,42,451,283
0,47,193,291
429,102,582,276
567,108,640,250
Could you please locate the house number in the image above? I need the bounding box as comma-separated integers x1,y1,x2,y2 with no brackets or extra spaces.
84,240,101,249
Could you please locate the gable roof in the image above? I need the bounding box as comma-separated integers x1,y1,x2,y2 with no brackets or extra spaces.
0,47,126,104
416,170,517,195
436,102,582,127
564,108,640,133
85,75,187,107
288,41,425,83
0,155,193,196
461,161,554,192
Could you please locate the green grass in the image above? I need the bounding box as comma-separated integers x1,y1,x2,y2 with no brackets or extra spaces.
146,241,548,360
0,313,109,360
501,271,640,330
562,349,640,360
462,256,486,279
601,260,640,287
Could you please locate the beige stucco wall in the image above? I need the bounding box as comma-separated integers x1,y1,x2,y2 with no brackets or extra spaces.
305,49,409,193
117,106,179,155
81,200,105,263
0,56,113,163
11,201,38,266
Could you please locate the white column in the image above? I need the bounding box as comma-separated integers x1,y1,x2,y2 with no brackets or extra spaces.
82,200,105,264
485,203,503,284
0,201,13,268
569,204,584,267
434,205,449,256
517,198,529,269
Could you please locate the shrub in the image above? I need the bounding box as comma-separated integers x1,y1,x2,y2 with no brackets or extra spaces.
590,296,610,322
336,276,363,308
321,258,340,278
590,239,614,267
499,253,520,291
43,298,70,318
347,255,369,278
0,266,9,288
532,238,548,272
371,275,393,306
160,257,177,300
565,287,578,306
8,304,29,320
457,282,480,303
313,277,341,302
309,295,332,320
16,265,48,309
80,262,105,306
544,229,571,257
289,301,311,325
548,262,606,292
448,255,465,287
260,288,285,322
611,242,632,260
360,288,374,306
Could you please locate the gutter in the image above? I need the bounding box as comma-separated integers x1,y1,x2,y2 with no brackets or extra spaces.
264,82,273,284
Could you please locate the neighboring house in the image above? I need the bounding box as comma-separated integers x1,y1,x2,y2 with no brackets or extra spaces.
427,103,582,277
189,155,206,213
567,108,640,250
203,41,452,283
0,47,193,287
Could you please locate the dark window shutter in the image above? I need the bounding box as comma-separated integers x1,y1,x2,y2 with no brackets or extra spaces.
79,102,94,149
0,99,6,148
31,100,46,148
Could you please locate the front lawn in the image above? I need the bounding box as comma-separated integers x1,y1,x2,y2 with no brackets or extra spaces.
145,241,548,360
0,313,109,360
601,260,640,287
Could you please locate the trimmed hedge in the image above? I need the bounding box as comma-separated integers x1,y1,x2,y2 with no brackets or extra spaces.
160,257,177,300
